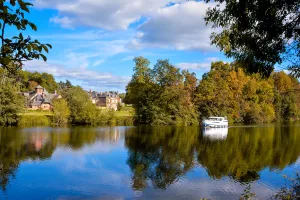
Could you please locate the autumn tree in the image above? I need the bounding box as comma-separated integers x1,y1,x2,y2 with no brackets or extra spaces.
195,62,274,123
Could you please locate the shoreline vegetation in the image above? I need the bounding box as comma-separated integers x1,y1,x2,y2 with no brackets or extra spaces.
125,58,300,126
1,60,300,127
17,107,135,127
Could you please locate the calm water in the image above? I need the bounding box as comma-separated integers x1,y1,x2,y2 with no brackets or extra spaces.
0,124,300,200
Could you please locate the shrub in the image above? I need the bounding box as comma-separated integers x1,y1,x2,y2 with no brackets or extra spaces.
18,115,51,126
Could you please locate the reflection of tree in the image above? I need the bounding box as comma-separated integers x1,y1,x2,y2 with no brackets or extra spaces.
1,125,300,193
0,126,126,191
0,127,54,191
197,126,300,182
125,126,200,190
126,125,300,191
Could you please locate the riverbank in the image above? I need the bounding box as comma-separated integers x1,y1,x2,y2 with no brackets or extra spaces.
17,108,135,126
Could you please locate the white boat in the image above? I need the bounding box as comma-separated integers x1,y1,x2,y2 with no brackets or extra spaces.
202,117,228,128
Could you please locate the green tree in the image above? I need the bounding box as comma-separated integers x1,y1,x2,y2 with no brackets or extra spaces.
205,0,300,77
126,57,157,124
126,57,199,125
0,0,51,74
52,98,71,125
0,83,23,125
62,86,100,124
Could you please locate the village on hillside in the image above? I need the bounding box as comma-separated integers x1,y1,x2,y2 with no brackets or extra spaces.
19,85,123,111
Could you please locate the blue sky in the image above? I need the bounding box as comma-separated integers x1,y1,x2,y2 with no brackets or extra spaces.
20,0,230,92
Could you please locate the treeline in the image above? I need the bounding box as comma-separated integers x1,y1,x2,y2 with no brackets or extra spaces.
126,57,300,125
0,69,133,126
0,68,59,93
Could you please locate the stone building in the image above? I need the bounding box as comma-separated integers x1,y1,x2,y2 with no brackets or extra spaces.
89,91,122,111
20,85,61,110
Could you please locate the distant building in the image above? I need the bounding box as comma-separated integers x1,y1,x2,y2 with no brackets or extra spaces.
20,85,61,110
89,91,122,111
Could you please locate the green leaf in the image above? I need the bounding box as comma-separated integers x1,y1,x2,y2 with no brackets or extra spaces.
24,2,33,6
27,44,32,52
39,54,47,61
46,44,53,49
2,57,11,65
41,45,49,53
28,22,37,31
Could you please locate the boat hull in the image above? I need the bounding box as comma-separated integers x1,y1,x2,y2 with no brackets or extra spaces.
202,121,228,128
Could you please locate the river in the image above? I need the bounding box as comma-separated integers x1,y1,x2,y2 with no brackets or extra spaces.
0,123,300,199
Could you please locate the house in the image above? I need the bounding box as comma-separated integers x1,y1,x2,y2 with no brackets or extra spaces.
89,91,122,111
20,85,61,110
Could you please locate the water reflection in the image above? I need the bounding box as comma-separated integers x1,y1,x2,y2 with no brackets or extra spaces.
203,127,228,140
0,124,300,199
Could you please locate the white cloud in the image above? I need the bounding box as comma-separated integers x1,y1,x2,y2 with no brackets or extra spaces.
129,1,218,51
33,30,107,41
92,59,105,67
206,57,220,62
50,16,74,29
23,59,130,91
120,56,135,62
34,0,185,30
177,62,211,70
34,1,218,52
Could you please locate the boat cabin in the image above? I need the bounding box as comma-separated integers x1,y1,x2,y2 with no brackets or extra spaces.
208,117,226,121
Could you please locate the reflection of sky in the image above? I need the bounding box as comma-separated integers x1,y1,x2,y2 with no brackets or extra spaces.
1,126,300,200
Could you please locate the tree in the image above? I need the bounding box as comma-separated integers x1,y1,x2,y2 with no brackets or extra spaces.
195,62,279,123
0,83,23,125
62,86,101,124
52,98,71,125
0,0,51,74
58,80,72,90
126,57,199,125
205,0,300,77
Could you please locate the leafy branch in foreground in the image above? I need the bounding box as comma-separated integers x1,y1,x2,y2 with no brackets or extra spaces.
0,0,52,74
205,0,300,77
274,172,300,200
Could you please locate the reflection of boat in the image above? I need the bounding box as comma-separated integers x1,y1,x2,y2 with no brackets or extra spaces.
203,127,228,140
202,117,228,128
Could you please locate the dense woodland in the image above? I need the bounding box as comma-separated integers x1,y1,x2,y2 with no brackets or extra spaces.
0,57,299,126
126,57,300,125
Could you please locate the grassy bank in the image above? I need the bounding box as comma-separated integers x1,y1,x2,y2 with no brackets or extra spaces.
20,110,55,116
18,108,135,126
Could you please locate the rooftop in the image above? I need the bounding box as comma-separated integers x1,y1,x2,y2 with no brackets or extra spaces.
35,85,43,89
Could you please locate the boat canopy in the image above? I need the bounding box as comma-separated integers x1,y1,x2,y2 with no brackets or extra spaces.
208,117,225,121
